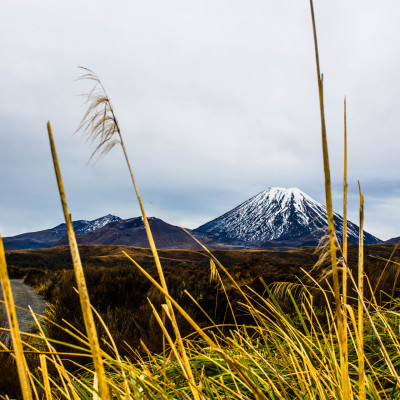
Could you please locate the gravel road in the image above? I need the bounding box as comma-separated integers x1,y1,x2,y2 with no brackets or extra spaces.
0,279,47,343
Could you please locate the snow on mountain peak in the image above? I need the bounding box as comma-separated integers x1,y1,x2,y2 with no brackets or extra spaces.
194,187,381,246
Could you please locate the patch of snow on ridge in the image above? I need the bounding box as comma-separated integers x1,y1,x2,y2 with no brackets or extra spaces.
52,214,121,235
80,214,121,234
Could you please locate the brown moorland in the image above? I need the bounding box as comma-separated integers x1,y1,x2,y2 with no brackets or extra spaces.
2,242,400,398
5,242,398,271
4,242,400,354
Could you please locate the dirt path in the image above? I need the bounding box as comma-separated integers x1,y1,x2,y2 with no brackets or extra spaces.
0,279,47,343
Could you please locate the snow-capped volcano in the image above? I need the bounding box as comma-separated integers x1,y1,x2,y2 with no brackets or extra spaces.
194,187,381,247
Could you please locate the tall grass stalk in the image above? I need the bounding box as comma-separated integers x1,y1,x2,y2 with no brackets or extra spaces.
76,69,200,399
358,182,365,400
342,96,349,394
0,235,33,400
343,97,348,302
47,121,110,400
39,354,51,400
309,0,349,397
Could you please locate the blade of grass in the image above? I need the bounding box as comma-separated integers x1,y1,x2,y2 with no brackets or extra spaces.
343,96,348,300
0,235,32,400
309,1,349,397
47,121,110,400
343,95,350,397
148,300,189,381
77,69,200,399
342,254,400,385
39,354,51,400
358,181,366,400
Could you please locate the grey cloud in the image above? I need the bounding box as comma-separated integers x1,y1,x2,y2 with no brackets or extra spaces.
1,1,400,240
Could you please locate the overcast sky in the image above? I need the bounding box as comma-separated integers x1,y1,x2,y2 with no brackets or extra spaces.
1,1,400,240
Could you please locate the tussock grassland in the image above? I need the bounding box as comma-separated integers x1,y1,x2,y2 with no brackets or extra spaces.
5,243,400,348
3,253,400,399
2,1,400,398
5,245,321,270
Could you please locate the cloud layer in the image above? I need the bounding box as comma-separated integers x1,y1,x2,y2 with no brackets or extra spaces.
1,1,400,240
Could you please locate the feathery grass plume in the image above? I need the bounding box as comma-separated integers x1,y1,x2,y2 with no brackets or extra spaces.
76,68,200,399
0,235,33,400
46,121,110,400
76,67,121,161
270,281,306,302
210,259,218,283
310,234,331,274
309,1,349,397
358,181,366,400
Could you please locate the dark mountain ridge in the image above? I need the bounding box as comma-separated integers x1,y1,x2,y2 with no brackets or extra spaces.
385,236,400,244
3,187,382,250
3,215,121,250
53,217,207,250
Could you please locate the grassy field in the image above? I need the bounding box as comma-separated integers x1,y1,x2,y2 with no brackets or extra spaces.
2,243,400,398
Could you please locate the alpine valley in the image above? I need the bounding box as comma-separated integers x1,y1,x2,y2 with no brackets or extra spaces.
3,187,382,250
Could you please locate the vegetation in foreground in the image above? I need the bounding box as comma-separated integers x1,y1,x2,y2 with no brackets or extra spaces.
2,249,400,399
3,242,399,355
